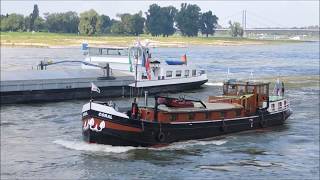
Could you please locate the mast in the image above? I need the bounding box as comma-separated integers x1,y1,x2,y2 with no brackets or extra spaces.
134,49,138,103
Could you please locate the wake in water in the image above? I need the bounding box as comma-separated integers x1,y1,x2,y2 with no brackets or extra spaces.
204,82,223,86
53,138,228,154
53,139,137,153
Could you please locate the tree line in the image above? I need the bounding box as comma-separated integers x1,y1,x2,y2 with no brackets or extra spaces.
0,3,246,37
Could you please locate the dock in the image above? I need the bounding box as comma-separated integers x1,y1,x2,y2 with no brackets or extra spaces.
0,69,135,104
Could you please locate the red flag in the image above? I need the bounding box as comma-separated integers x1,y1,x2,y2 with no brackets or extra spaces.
145,58,151,80
181,54,187,64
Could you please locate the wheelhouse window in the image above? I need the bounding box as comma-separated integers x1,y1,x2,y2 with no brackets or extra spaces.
205,112,210,119
236,110,241,117
220,112,225,119
185,70,189,77
141,74,148,80
170,114,177,121
192,70,197,77
176,70,182,77
166,71,172,78
188,113,195,120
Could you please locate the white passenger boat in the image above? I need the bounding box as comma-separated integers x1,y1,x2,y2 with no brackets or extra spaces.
81,42,208,90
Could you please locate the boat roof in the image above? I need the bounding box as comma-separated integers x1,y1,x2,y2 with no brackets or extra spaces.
224,80,270,86
88,45,128,50
211,94,254,99
158,102,243,113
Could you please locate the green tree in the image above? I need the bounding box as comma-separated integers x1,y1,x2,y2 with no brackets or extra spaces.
199,11,218,37
229,21,243,37
161,6,177,37
96,14,111,34
33,17,46,31
129,13,145,36
45,12,79,33
146,4,177,37
24,16,31,31
1,13,25,31
146,4,163,36
176,3,201,37
63,11,80,33
30,4,39,31
78,9,99,35
117,12,145,36
110,20,125,34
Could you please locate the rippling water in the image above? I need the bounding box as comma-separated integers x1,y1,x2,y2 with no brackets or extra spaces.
1,42,319,179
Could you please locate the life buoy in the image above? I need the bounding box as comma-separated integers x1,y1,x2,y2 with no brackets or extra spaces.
157,132,166,142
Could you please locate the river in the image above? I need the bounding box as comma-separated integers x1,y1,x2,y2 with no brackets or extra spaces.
1,42,319,179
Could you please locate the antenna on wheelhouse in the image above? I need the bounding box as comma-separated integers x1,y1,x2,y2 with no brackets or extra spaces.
249,70,254,82
226,67,230,80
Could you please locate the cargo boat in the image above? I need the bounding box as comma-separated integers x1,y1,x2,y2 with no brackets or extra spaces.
81,79,292,147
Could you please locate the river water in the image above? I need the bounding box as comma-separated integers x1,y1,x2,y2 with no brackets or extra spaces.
1,42,319,179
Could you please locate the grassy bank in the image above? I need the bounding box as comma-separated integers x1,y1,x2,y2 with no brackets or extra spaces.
0,32,301,48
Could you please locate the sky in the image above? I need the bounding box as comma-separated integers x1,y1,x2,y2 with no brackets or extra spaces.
1,1,319,28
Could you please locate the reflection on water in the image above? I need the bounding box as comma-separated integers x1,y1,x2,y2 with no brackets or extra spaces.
1,42,319,179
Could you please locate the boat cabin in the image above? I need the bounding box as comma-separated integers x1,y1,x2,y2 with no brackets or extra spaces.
138,96,244,123
209,80,270,116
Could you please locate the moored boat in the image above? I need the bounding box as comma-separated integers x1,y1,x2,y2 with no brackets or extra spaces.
81,79,292,147
80,42,208,91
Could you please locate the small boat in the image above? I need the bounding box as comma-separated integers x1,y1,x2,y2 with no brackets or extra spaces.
81,79,292,147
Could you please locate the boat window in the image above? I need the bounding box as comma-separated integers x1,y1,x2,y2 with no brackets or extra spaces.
170,114,177,121
166,71,172,78
237,85,246,95
284,100,287,106
192,70,197,77
141,73,148,80
88,48,128,56
271,103,275,111
279,102,282,109
220,112,225,119
236,110,241,117
176,70,182,77
247,85,255,94
185,70,189,77
205,112,210,119
228,85,237,94
188,113,195,120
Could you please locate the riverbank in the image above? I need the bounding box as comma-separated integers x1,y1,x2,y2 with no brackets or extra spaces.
0,32,302,48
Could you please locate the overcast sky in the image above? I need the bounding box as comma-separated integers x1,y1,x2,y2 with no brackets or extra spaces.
1,1,319,28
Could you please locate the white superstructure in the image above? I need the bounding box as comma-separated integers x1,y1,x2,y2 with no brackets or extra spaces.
81,43,208,88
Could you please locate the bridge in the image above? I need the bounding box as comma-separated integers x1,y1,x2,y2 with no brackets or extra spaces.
217,10,319,37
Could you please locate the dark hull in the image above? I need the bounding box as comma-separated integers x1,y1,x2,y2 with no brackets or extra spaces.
82,109,292,147
1,79,207,104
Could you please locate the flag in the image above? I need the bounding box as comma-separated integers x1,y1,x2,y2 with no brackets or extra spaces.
128,50,133,72
91,82,100,93
181,54,187,64
145,57,151,80
141,51,146,67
